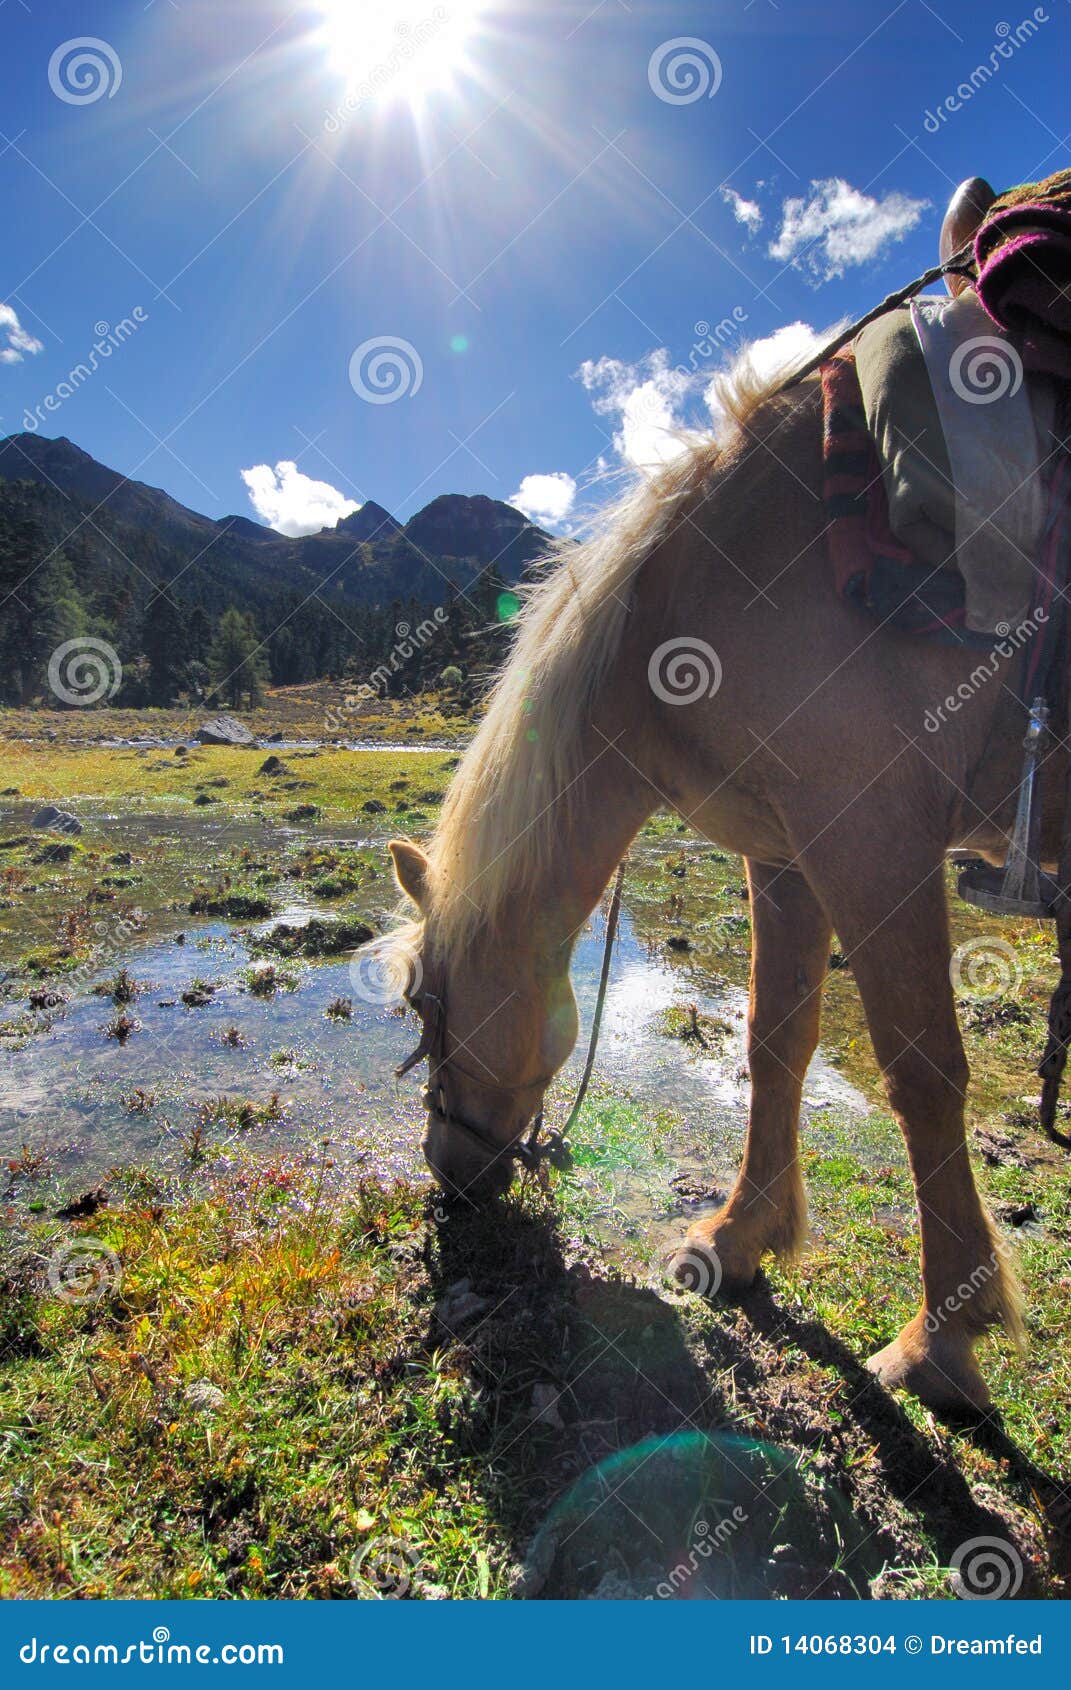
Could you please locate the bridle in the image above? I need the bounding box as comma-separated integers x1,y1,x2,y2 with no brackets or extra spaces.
396,980,568,1172
395,859,627,1178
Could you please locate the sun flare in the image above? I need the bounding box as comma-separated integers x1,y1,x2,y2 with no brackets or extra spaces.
316,0,481,103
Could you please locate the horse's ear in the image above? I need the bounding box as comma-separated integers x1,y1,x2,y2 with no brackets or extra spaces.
389,839,430,910
940,176,996,294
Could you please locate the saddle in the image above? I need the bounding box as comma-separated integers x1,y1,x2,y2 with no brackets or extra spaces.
799,173,1071,1147
853,178,1071,638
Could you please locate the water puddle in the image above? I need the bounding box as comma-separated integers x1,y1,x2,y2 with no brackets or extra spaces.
0,876,870,1258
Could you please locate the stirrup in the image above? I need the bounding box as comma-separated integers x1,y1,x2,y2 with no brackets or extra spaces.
957,696,1059,919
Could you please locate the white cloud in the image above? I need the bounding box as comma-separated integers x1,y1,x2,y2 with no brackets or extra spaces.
509,471,577,528
579,324,830,471
577,349,695,474
721,187,762,233
240,460,359,537
703,321,826,425
769,177,929,281
0,302,44,365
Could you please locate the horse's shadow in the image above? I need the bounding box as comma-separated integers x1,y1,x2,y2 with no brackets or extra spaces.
422,1195,1062,1598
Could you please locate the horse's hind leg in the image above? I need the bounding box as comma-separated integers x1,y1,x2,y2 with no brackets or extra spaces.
672,861,830,1290
801,836,1022,1414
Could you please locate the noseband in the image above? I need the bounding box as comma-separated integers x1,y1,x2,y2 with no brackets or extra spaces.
394,859,627,1178
396,985,569,1172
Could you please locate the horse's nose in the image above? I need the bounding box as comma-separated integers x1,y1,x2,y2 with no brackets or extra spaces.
422,1116,513,1201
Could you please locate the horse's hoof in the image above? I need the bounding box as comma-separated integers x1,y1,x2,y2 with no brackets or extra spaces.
671,1213,765,1296
866,1330,992,1416
669,1242,728,1297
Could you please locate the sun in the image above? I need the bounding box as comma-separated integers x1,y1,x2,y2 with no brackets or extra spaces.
316,0,481,103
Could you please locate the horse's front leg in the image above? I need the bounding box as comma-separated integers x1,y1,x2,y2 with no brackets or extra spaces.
801,836,1022,1414
672,860,830,1290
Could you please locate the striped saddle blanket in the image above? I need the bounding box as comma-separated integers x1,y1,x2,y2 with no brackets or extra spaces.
821,351,1071,700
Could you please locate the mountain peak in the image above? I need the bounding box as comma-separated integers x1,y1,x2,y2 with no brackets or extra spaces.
333,500,401,542
403,493,545,572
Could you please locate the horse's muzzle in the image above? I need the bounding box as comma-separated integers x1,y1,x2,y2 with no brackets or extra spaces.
421,1113,516,1202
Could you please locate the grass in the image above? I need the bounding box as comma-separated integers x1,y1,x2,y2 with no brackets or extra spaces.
0,1168,489,1597
1,708,1071,1596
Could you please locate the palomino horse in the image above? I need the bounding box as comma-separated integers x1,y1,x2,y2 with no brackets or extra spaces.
382,354,1050,1417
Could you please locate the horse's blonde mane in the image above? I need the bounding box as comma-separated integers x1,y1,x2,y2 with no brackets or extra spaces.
387,345,817,958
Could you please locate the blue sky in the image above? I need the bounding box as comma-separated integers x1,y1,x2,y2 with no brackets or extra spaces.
2,0,1070,537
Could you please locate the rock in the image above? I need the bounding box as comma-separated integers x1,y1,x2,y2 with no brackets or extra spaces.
995,1201,1040,1227
34,841,76,864
184,1380,225,1414
54,1188,107,1221
31,805,81,835
434,1278,490,1330
194,714,257,748
669,1173,725,1206
530,1383,564,1429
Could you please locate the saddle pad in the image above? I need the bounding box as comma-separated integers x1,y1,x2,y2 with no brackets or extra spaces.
910,290,1053,634
821,351,1070,701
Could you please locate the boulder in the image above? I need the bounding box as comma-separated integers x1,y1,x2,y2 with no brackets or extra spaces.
194,714,257,748
31,805,81,835
184,1380,225,1415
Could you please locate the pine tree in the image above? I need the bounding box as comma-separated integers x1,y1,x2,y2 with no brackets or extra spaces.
143,590,188,705
207,606,267,708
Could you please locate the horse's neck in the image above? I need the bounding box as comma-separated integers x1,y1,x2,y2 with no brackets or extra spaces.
518,725,657,963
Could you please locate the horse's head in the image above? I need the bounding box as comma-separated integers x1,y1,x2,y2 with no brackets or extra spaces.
388,839,579,1202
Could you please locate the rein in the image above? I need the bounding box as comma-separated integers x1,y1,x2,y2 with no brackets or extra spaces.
395,859,628,1175
774,245,977,397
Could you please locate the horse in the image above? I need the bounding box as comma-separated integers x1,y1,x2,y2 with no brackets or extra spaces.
379,351,1054,1418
